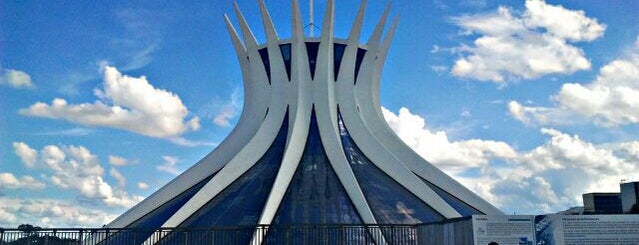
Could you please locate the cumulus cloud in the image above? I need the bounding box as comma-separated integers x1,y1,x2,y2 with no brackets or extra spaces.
507,101,577,126
450,0,604,83
20,65,200,138
0,68,34,89
12,142,143,208
110,168,126,188
0,173,46,190
156,156,181,175
0,197,118,227
137,182,149,190
13,142,38,168
212,90,241,127
382,107,516,174
510,37,639,126
383,106,639,214
108,155,129,166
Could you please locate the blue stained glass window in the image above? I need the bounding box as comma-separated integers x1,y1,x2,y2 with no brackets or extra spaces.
305,42,320,80
98,174,216,244
333,43,346,81
337,112,445,224
419,177,482,217
128,176,214,229
158,112,289,245
279,43,292,81
353,48,366,84
258,48,271,84
272,109,362,225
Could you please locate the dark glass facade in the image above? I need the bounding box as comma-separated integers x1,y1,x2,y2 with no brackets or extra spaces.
305,42,320,79
337,112,445,224
353,48,366,84
333,43,346,81
272,110,363,225
258,48,271,84
621,182,639,214
256,42,366,82
420,177,482,217
159,113,290,245
278,43,292,80
582,193,622,214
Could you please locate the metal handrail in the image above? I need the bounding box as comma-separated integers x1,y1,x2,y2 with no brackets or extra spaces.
0,224,423,245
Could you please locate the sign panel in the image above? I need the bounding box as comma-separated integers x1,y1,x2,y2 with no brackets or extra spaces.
535,214,639,245
472,215,535,245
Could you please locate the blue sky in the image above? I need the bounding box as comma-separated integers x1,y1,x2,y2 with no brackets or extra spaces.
2,0,639,227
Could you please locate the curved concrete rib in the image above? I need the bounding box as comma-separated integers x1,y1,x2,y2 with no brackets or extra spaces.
107,12,268,229
309,1,383,232
357,16,502,215
336,5,460,219
143,49,290,241
337,93,461,219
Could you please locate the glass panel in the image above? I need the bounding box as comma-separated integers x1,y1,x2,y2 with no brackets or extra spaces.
337,112,445,224
258,48,271,84
305,42,320,80
267,110,370,244
333,43,346,81
128,175,214,229
419,177,482,216
353,48,366,84
272,110,362,225
159,112,289,245
279,43,292,81
98,175,216,244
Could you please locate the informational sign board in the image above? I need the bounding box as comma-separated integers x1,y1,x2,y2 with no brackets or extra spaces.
469,214,639,245
535,214,639,245
472,215,535,245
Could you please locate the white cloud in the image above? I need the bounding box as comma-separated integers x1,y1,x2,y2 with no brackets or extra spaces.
137,182,149,190
0,208,17,225
108,155,129,166
382,107,516,174
523,0,605,42
20,65,200,138
12,142,143,208
0,68,34,89
0,173,46,190
156,156,181,175
168,137,216,147
38,128,94,136
13,142,38,168
507,101,576,126
212,90,241,127
383,106,639,214
450,0,604,83
110,168,126,187
510,37,639,127
0,197,118,227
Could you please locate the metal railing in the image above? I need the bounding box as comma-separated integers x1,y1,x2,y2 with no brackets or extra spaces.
0,225,420,245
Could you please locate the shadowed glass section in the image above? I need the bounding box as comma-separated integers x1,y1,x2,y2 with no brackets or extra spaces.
337,112,444,224
128,175,214,229
158,112,290,244
271,110,362,225
179,113,289,227
258,48,271,84
98,175,216,244
419,177,482,216
279,43,292,81
333,43,346,81
353,48,366,84
305,42,320,80
267,110,369,244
